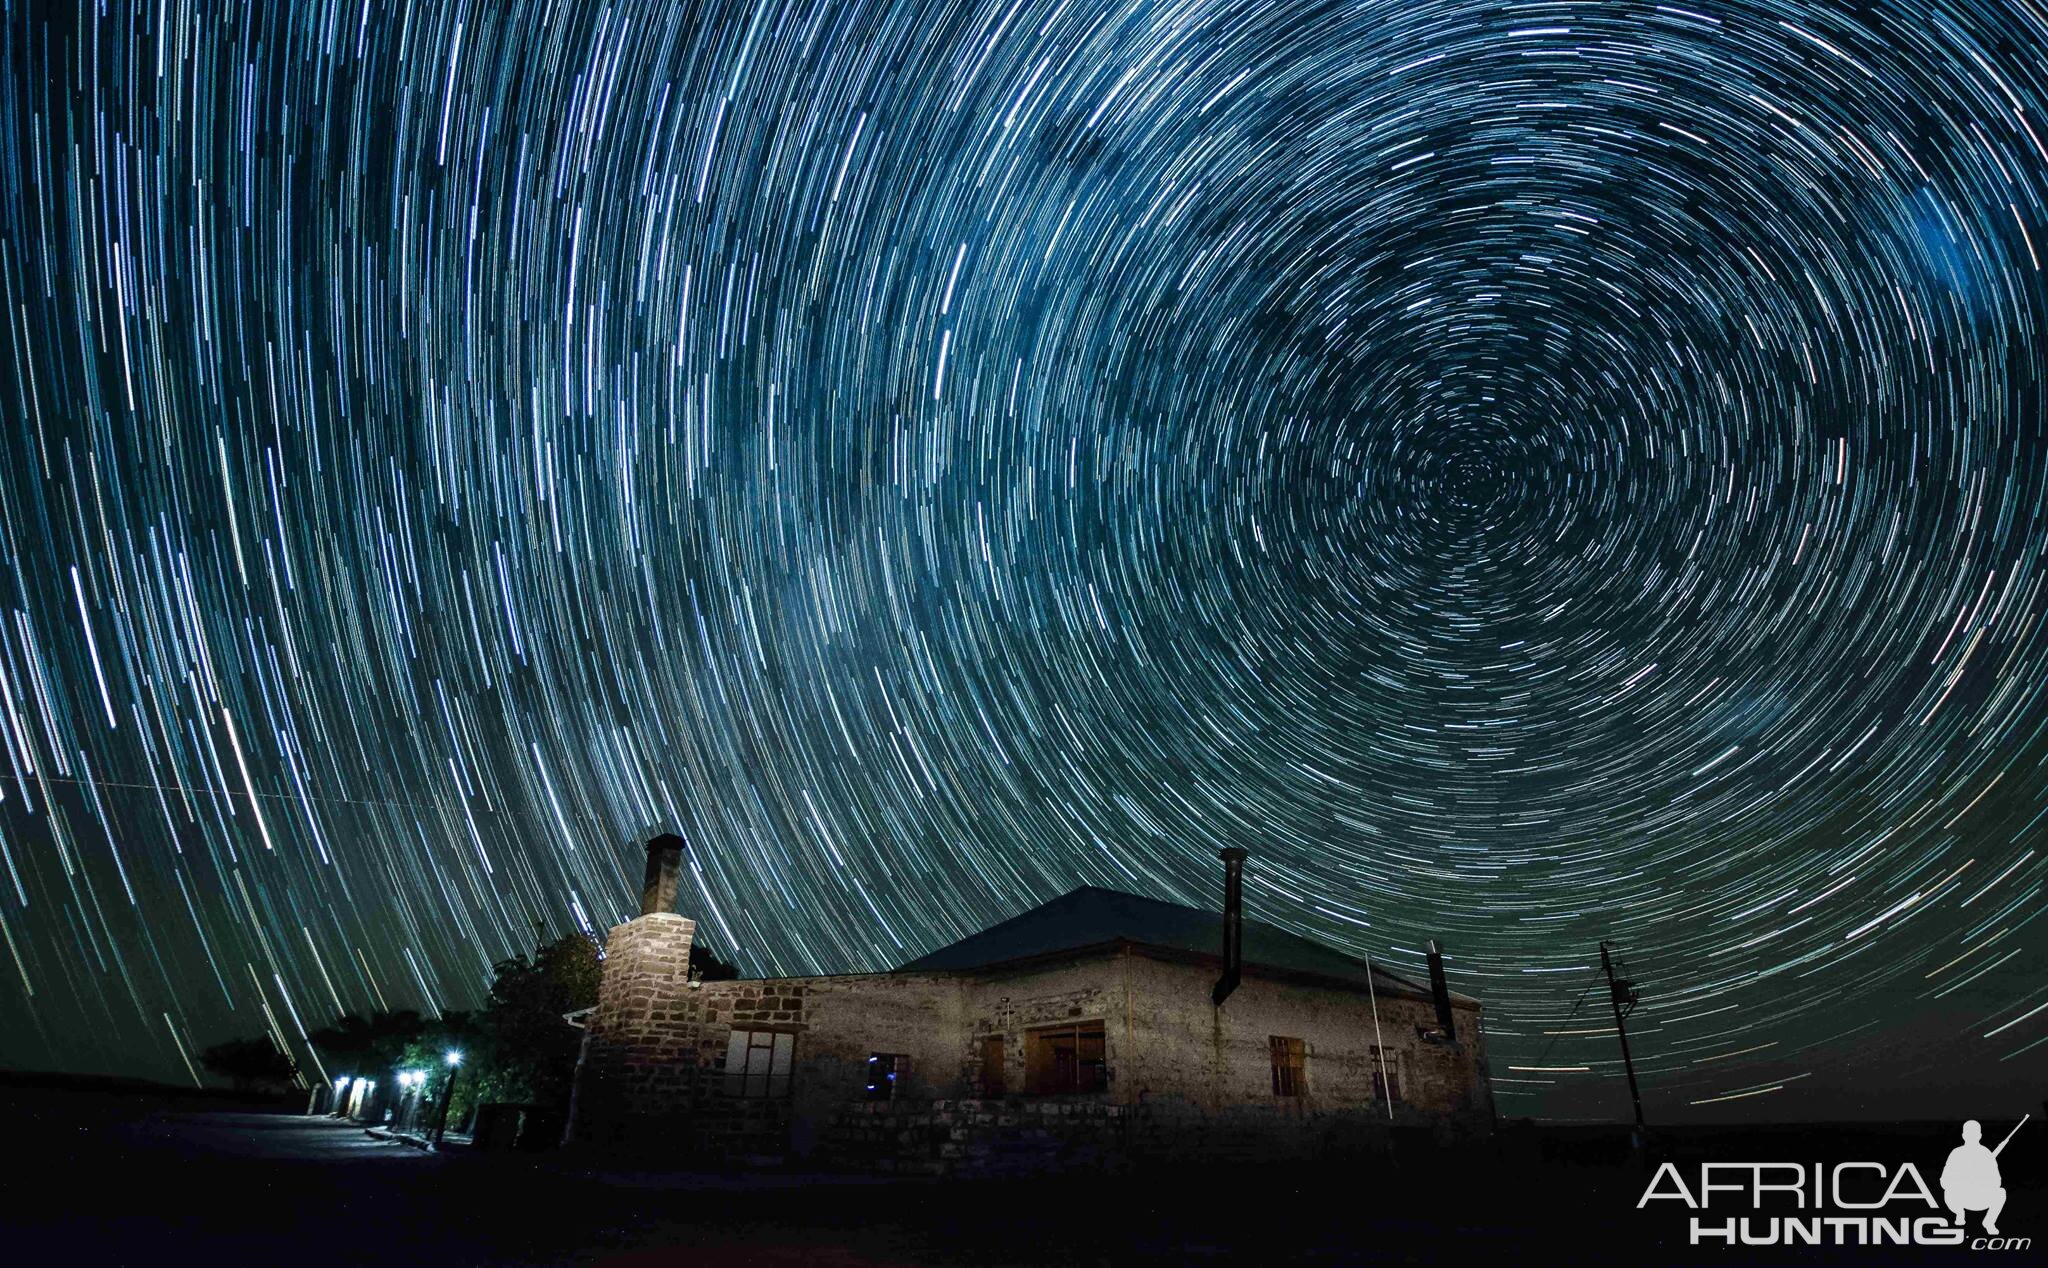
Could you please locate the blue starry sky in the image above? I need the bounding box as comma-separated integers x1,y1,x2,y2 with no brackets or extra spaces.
1,0,2045,1121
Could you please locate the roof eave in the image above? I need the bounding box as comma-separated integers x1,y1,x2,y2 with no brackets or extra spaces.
899,938,1479,1008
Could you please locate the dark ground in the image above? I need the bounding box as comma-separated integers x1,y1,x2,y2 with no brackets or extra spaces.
0,1080,2035,1265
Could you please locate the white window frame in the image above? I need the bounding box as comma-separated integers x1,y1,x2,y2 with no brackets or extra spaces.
724,1028,794,1098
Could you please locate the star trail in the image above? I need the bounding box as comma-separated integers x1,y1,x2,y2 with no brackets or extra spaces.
1,0,2046,1119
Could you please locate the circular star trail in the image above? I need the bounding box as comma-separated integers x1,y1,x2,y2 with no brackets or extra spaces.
2,0,2046,1117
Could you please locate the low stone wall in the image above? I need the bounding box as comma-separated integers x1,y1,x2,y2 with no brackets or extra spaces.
813,1093,1457,1177
821,1096,1137,1176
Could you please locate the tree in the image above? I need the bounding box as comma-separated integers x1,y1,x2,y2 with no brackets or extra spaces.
309,927,747,1132
391,1011,486,1130
308,1009,427,1080
199,1035,299,1092
691,941,740,981
458,928,739,1119
308,1009,484,1128
463,931,602,1114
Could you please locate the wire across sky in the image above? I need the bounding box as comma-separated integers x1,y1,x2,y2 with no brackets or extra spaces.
1,0,2045,1119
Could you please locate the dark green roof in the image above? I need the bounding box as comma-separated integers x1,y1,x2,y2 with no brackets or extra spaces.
895,886,1475,1003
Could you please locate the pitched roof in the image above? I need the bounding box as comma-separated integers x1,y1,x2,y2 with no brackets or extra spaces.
894,886,1475,1003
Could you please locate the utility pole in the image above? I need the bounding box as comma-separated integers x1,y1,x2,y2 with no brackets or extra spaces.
1600,940,1646,1136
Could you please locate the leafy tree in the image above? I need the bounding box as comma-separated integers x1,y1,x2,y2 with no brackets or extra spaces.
308,927,747,1133
307,1009,482,1126
199,1035,299,1091
394,1012,484,1073
462,931,602,1114
447,928,740,1123
308,1009,426,1081
390,1011,486,1129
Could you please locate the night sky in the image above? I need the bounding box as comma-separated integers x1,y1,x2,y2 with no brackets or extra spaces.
2,0,2045,1123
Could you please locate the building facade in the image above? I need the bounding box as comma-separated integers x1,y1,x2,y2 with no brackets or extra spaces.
567,837,1494,1174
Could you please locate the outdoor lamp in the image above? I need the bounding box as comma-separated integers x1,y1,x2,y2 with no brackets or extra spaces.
432,1050,465,1144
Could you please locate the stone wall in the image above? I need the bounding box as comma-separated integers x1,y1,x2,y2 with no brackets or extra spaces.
569,912,969,1161
961,950,1128,1099
809,946,1492,1174
818,1096,1388,1177
567,912,703,1151
1112,951,1494,1142
804,974,961,1146
575,964,840,1160
568,921,1493,1172
825,1096,1136,1176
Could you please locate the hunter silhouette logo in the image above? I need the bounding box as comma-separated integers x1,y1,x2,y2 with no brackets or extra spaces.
1637,1113,2031,1248
1943,1116,2025,1236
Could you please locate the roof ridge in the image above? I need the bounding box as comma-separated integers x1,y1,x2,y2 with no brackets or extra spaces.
1058,885,1399,971
893,883,1472,1004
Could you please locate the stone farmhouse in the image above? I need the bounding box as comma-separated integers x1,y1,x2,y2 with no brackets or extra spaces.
565,836,1495,1173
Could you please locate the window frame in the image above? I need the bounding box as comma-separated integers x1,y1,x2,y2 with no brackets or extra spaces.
978,1033,1006,1098
1022,1020,1108,1096
724,1028,795,1098
1369,1044,1402,1107
864,1052,909,1101
1269,1035,1306,1098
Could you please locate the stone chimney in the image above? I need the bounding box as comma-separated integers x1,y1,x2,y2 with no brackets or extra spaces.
641,832,685,915
565,833,698,1147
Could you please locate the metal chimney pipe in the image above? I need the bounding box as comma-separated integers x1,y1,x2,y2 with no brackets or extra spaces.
1426,938,1457,1041
1213,848,1247,1006
641,833,686,916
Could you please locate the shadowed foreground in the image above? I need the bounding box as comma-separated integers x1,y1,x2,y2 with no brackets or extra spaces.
0,1084,2032,1264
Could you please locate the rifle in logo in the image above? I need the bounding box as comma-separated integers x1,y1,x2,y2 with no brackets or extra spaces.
1992,1114,2029,1160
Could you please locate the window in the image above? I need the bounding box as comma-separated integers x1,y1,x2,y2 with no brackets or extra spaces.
865,1052,908,1101
979,1034,1006,1097
1369,1045,1402,1106
1024,1021,1107,1095
724,1029,794,1097
1270,1036,1306,1097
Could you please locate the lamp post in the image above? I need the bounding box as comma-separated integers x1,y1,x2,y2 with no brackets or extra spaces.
431,1050,463,1144
397,1070,424,1130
